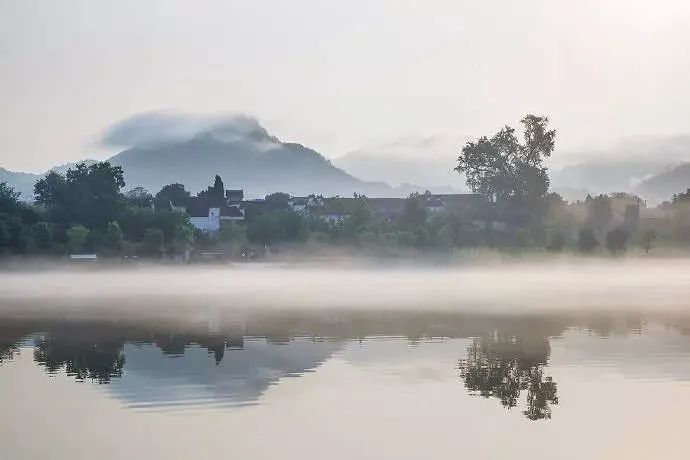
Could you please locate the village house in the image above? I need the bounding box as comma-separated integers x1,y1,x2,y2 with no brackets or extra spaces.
172,188,245,234
288,195,323,214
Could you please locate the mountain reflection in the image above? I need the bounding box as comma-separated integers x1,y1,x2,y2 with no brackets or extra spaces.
1,309,689,416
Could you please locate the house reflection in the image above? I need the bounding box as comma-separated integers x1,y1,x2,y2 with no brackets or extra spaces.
1,309,689,415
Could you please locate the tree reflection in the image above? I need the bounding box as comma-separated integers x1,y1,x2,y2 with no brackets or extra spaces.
459,335,558,420
33,336,125,383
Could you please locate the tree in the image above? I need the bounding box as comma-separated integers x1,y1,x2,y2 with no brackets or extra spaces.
514,228,534,248
459,334,558,421
639,229,656,254
546,231,566,252
152,210,194,245
219,222,247,244
198,175,225,201
0,221,9,248
33,171,66,208
342,197,373,238
672,188,690,203
577,228,598,252
66,225,89,253
246,211,304,245
34,162,125,230
154,183,190,210
455,115,555,207
437,225,456,250
142,228,164,256
31,222,53,250
103,221,124,254
125,187,153,208
606,228,629,254
265,192,291,203
171,223,194,254
211,175,224,199
0,182,21,212
586,194,612,230
399,193,427,228
119,206,155,242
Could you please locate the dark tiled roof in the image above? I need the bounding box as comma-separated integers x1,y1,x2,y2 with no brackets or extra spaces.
226,189,244,201
367,198,404,216
172,197,244,219
172,197,210,217
221,206,244,218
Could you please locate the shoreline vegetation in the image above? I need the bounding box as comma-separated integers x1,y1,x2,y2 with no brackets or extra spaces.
2,114,690,265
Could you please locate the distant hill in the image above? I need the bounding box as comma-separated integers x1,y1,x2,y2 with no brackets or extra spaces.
549,160,669,196
0,161,98,201
107,134,395,198
634,163,690,202
0,167,40,201
333,134,469,194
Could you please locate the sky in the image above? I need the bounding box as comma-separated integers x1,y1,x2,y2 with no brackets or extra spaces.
1,0,690,173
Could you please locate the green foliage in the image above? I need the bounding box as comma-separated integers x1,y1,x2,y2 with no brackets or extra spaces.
586,194,612,230
119,206,155,242
672,188,690,203
219,222,248,243
265,192,291,203
67,225,90,253
514,228,534,248
142,228,164,256
34,162,125,230
399,193,427,228
125,187,153,208
198,175,225,200
103,221,124,254
605,228,629,254
455,115,554,205
31,222,53,250
436,225,456,250
546,231,566,252
247,211,305,245
154,183,190,210
0,220,9,248
171,224,194,254
577,228,598,252
152,210,193,244
0,182,21,212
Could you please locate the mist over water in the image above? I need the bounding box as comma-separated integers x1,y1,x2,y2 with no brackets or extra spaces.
3,258,690,459
2,258,690,317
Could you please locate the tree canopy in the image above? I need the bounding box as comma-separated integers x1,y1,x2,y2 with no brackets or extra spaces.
455,115,555,205
34,162,125,230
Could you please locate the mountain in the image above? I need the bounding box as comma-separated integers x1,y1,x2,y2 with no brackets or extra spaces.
634,163,690,202
548,135,690,202
333,135,469,194
0,161,98,201
549,160,670,196
0,168,40,201
107,134,395,198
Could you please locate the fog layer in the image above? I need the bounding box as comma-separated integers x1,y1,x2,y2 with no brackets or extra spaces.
2,259,688,315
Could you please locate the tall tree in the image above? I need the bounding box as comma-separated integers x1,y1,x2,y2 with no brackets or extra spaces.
125,187,153,208
154,183,190,210
34,162,125,230
455,115,555,208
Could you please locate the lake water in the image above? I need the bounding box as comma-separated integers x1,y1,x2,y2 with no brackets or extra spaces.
2,263,690,459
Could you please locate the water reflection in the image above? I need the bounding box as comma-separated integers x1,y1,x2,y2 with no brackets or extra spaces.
1,309,690,418
459,336,557,420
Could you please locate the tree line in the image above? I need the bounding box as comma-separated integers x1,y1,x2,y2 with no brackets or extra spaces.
1,114,689,258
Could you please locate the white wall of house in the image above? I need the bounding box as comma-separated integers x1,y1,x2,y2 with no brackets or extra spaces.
190,208,221,232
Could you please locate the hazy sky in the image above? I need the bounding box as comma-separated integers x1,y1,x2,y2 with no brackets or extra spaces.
1,0,690,172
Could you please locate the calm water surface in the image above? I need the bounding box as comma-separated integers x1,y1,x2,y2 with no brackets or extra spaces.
2,302,690,460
